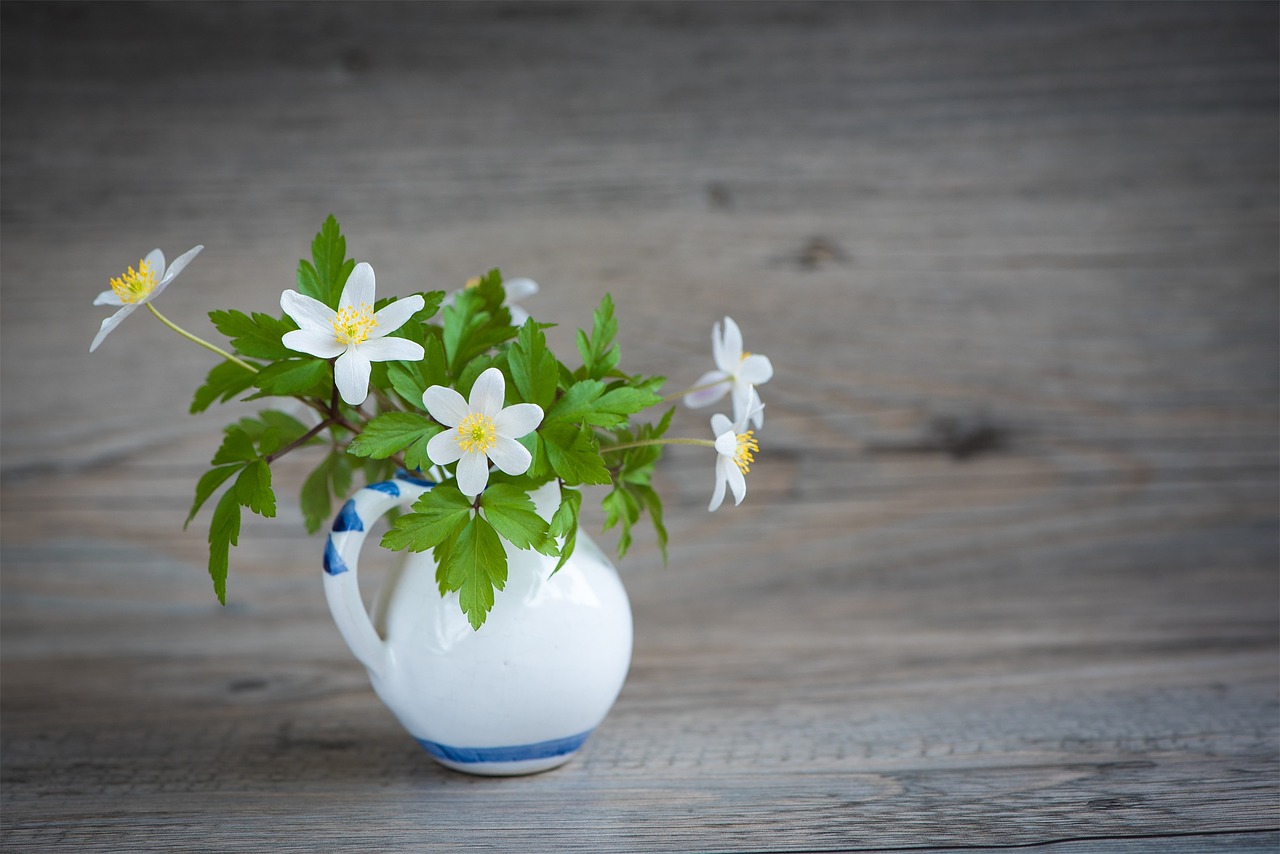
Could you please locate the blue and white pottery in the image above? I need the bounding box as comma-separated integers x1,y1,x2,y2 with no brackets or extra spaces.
322,474,633,776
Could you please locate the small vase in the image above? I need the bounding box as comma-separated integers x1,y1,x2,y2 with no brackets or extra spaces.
321,473,633,776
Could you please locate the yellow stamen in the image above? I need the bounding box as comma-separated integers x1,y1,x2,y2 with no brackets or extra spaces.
742,351,752,360
109,259,158,304
456,412,498,454
733,431,759,475
332,303,377,346
464,276,482,290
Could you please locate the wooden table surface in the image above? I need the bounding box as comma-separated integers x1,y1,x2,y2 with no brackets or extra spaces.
2,3,1277,852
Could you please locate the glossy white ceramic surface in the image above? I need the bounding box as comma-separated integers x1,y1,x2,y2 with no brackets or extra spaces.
322,474,632,775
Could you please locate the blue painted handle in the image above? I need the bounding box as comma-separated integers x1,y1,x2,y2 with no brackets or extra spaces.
321,472,434,677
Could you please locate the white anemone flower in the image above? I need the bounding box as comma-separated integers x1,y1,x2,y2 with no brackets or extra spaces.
423,368,544,497
708,409,761,512
442,275,539,324
280,262,425,406
683,316,773,429
90,245,203,352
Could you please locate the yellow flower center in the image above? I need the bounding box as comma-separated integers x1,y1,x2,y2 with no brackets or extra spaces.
464,276,482,290
332,303,377,346
456,412,498,454
733,431,759,474
109,259,158,304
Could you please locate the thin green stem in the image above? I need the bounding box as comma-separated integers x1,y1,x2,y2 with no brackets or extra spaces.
147,303,257,373
601,437,716,454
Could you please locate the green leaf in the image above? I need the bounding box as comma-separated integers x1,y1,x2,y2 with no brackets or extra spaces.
509,320,559,411
208,489,242,605
186,464,242,528
387,334,448,410
211,427,257,465
298,214,356,307
443,515,508,631
480,484,557,556
347,411,441,461
381,484,473,553
541,423,612,486
602,485,642,559
300,453,334,535
252,358,331,397
190,360,259,414
234,460,276,518
549,486,582,574
208,310,296,360
592,386,662,421
577,294,620,380
545,380,605,425
631,482,668,564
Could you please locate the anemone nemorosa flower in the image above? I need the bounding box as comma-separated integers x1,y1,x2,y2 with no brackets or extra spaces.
423,368,544,497
708,410,761,512
90,245,203,352
683,316,772,429
280,262,425,406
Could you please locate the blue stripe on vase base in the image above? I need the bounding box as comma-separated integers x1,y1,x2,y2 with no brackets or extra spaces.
415,729,593,764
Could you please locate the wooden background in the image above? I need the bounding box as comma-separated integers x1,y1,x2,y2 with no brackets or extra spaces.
2,3,1277,851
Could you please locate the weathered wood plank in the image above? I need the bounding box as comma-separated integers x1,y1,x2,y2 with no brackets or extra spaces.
2,2,1277,851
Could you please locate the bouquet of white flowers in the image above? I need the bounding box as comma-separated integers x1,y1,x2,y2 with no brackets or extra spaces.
91,216,773,629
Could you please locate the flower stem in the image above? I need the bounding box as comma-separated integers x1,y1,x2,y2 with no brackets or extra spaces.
601,437,716,454
147,303,258,373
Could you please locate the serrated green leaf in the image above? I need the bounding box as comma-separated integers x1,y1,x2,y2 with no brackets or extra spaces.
347,411,441,460
251,358,331,397
191,360,259,414
593,386,662,420
546,380,605,425
443,515,508,631
631,481,668,564
208,310,296,360
208,488,242,605
381,484,473,553
312,214,355,307
602,484,642,559
211,427,257,465
300,453,334,535
186,464,243,528
541,423,612,486
387,334,448,410
510,320,559,411
549,487,582,575
234,460,276,518
577,294,620,380
480,484,557,556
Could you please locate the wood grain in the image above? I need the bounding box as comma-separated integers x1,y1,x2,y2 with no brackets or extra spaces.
2,3,1277,851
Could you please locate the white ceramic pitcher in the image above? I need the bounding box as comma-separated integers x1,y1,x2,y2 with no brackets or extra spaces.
322,473,633,775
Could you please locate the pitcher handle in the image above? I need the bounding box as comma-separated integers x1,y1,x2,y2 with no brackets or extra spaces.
322,471,434,678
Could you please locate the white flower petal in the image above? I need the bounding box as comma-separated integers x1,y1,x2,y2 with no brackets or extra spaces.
508,304,530,325
504,277,539,302
708,458,729,512
334,349,373,406
89,304,138,352
282,328,345,359
493,403,543,439
715,316,744,371
487,436,532,476
144,248,165,278
468,367,506,418
684,370,730,409
370,294,425,337
423,385,470,427
427,427,465,465
455,451,491,497
711,413,735,439
354,336,424,363
714,429,738,456
281,289,337,331
158,244,202,285
726,459,747,506
738,353,773,386
94,290,124,307
340,262,376,310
